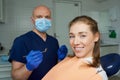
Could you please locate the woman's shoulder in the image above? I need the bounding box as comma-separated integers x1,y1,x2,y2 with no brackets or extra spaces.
58,56,72,64
65,56,72,60
63,56,73,61
96,65,108,80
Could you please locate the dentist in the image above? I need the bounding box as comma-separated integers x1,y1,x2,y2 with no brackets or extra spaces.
8,5,62,80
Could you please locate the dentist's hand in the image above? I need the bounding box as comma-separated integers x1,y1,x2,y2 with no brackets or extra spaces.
26,50,43,71
57,45,68,61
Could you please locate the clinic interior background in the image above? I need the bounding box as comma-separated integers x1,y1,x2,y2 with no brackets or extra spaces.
0,0,120,55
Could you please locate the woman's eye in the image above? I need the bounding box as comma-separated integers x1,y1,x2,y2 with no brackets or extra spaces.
80,35,86,38
69,35,74,38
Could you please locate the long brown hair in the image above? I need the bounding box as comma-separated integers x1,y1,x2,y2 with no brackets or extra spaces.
69,15,100,67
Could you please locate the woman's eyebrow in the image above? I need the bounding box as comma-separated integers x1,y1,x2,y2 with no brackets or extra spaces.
69,32,87,35
78,32,87,34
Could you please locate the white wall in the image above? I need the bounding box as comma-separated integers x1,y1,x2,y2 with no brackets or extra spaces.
97,0,120,43
0,0,120,54
0,0,53,54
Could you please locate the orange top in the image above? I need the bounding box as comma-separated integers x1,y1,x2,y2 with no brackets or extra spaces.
42,57,108,80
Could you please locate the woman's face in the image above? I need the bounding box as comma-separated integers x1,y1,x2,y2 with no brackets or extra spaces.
69,22,98,58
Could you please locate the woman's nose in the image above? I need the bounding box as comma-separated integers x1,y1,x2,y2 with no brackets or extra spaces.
74,37,80,45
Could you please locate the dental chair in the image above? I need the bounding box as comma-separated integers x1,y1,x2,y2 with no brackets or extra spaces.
100,53,120,77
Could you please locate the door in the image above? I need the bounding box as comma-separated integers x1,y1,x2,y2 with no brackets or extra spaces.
53,1,81,55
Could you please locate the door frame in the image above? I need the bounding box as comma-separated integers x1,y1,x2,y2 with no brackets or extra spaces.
52,0,82,55
52,0,82,37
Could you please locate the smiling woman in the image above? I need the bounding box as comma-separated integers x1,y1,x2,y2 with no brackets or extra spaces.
68,15,100,67
42,15,108,80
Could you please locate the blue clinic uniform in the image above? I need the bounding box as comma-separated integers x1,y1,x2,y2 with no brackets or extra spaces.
8,31,59,80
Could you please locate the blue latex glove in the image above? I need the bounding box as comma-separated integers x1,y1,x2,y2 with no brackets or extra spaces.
26,50,43,71
57,45,68,61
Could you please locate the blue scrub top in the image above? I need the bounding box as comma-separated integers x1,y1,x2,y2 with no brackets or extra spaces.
8,31,59,80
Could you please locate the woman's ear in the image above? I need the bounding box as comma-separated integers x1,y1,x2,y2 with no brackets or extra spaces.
94,32,99,42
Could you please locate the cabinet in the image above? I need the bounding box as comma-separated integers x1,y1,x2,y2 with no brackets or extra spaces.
99,11,111,33
0,63,12,80
84,11,110,33
108,6,119,21
0,0,4,23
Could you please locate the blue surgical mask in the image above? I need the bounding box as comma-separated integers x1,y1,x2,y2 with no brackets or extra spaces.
35,18,51,32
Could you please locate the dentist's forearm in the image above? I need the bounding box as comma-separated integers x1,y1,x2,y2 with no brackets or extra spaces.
12,65,32,80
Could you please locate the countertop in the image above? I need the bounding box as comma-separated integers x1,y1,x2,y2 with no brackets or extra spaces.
100,42,119,47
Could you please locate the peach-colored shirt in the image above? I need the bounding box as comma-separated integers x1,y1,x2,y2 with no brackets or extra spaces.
42,57,108,80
